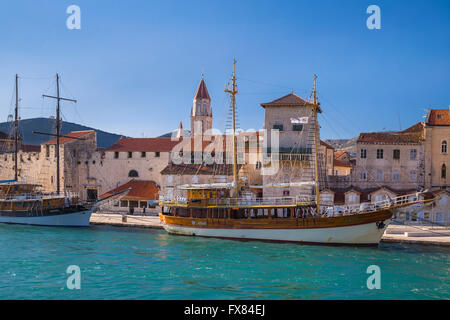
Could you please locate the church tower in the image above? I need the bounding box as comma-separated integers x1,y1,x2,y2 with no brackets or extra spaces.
190,76,212,139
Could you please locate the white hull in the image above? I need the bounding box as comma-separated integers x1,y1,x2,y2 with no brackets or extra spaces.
0,210,92,227
163,219,391,245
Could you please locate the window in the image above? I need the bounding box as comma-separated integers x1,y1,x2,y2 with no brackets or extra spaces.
273,124,283,131
348,194,356,202
442,141,448,154
410,149,417,160
283,174,290,183
393,149,400,160
192,175,199,183
292,124,303,131
114,152,119,159
46,145,50,157
283,190,290,196
167,175,173,183
392,170,400,181
376,170,383,181
409,170,417,182
375,195,384,202
255,161,262,170
128,170,139,178
360,149,367,159
128,152,133,159
360,171,367,180
155,152,160,157
376,149,383,159
442,164,447,179
141,152,146,158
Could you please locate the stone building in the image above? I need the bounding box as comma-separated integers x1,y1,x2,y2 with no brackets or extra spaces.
353,122,425,190
424,109,449,190
0,130,98,200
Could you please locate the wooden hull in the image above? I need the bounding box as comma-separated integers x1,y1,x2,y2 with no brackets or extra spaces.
159,210,393,245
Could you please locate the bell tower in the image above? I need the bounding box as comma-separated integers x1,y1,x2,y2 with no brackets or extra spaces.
190,76,212,139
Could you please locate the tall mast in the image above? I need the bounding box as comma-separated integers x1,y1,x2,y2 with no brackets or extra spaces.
42,74,77,195
312,74,320,213
225,59,239,196
14,74,19,181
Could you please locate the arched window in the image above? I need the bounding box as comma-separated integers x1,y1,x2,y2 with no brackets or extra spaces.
128,170,139,178
442,141,448,154
442,164,447,179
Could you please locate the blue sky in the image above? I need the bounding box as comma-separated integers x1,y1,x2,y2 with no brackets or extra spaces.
0,0,449,140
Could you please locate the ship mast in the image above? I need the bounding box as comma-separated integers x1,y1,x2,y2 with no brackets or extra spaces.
225,59,239,196
42,74,77,195
14,74,19,182
312,74,320,213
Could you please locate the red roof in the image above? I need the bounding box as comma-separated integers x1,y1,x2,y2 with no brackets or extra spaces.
320,140,334,149
194,78,210,100
43,130,94,145
357,122,424,144
426,109,450,126
261,93,312,108
333,158,353,168
21,144,41,152
105,137,181,152
100,180,159,201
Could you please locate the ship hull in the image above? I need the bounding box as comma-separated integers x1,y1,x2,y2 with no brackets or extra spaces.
0,210,92,227
159,210,393,245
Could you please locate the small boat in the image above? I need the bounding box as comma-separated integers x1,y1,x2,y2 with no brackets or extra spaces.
158,61,435,245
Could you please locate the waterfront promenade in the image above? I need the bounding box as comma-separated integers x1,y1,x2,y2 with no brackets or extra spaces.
90,213,450,246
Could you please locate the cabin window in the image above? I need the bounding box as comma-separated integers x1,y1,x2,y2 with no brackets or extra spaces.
141,152,146,158
128,152,133,158
410,149,417,160
192,176,199,183
273,124,283,131
114,152,119,159
360,149,367,159
168,175,173,183
442,164,447,179
128,170,139,178
393,149,400,160
348,194,356,202
376,149,383,159
292,124,303,131
442,141,448,154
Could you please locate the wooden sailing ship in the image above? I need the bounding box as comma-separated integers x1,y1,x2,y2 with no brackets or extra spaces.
158,61,434,245
0,74,92,226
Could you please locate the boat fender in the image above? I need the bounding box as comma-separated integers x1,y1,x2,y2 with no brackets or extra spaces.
376,221,386,229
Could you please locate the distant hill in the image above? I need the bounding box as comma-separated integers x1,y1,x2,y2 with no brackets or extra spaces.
325,137,358,156
0,118,123,149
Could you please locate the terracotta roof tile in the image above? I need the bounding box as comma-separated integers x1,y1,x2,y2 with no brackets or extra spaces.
105,137,181,152
100,180,159,201
261,93,313,108
194,78,210,100
320,140,334,149
357,122,424,144
43,130,94,145
333,158,353,168
426,109,450,126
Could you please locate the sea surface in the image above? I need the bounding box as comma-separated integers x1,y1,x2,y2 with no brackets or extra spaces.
0,224,448,300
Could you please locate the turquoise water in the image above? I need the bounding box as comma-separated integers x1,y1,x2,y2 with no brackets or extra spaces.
0,224,448,300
